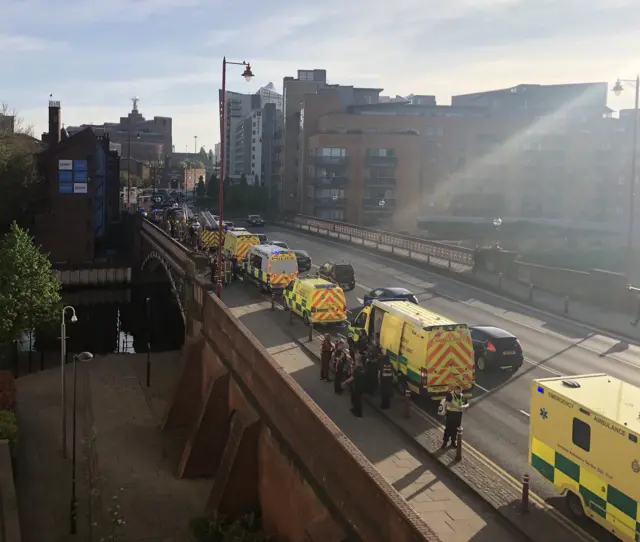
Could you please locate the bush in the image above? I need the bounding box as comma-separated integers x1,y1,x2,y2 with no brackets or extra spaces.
0,370,16,410
0,409,18,455
189,511,272,542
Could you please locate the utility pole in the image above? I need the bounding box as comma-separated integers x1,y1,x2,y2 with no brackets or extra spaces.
194,135,198,154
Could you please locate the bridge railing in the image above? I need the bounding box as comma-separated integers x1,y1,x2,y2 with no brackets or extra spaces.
283,214,475,269
141,218,191,266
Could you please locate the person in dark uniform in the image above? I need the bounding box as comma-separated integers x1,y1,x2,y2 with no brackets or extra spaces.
344,359,366,417
210,257,218,283
366,332,382,394
442,385,469,448
231,254,239,281
188,223,196,246
356,331,368,359
332,341,348,395
379,355,395,409
320,334,333,381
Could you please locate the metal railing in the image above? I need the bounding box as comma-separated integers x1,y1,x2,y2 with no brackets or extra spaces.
288,214,475,268
141,218,191,266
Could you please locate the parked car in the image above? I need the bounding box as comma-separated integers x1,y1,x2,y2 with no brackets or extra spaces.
317,261,356,291
292,250,312,272
247,214,264,227
469,325,523,373
271,240,289,249
363,287,418,306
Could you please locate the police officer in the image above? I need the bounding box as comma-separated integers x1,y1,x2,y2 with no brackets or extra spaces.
442,386,469,448
231,254,239,281
379,355,394,409
345,359,366,418
366,332,382,394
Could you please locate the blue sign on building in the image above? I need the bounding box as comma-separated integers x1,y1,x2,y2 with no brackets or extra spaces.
73,160,88,171
74,170,88,182
58,170,73,194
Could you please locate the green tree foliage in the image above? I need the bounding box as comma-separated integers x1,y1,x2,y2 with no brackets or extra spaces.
0,104,43,235
195,179,205,198
119,171,143,188
0,222,61,345
206,174,219,200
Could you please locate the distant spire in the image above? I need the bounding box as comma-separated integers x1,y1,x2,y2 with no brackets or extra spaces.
131,96,139,112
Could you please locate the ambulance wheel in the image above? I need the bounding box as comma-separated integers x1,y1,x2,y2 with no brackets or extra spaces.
476,356,486,372
566,492,585,519
303,313,310,325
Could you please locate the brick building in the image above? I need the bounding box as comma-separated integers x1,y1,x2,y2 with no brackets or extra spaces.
35,101,121,265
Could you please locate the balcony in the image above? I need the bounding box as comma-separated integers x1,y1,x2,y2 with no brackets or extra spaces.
310,176,348,187
313,196,346,208
311,155,348,166
365,155,398,166
363,198,396,210
364,176,396,187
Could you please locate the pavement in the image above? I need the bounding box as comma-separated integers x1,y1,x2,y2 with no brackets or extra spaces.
15,351,210,542
246,226,626,541
225,286,532,542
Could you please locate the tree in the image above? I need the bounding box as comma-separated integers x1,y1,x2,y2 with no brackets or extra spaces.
119,171,142,188
206,174,219,200
0,222,61,346
0,104,44,235
195,179,205,198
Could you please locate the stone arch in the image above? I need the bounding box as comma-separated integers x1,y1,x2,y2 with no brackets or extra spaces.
141,251,186,323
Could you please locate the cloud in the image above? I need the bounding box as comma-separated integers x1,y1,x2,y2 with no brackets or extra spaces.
0,34,64,52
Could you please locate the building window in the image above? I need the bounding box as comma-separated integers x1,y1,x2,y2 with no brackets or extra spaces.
366,148,395,157
314,147,347,157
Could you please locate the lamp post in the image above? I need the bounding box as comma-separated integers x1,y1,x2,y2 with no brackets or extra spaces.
218,57,254,298
194,135,198,154
612,76,640,279
378,199,386,208
493,216,502,248
60,305,77,458
70,351,94,534
127,129,141,211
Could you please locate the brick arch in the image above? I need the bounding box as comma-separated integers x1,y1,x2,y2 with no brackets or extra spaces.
141,250,185,323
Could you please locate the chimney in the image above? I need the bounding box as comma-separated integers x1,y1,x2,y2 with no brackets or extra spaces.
48,100,61,144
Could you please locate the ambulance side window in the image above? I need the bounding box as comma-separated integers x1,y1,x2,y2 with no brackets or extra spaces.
572,418,591,452
250,254,262,269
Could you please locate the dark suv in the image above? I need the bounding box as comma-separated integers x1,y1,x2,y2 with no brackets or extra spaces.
317,261,356,291
469,325,523,373
247,214,264,227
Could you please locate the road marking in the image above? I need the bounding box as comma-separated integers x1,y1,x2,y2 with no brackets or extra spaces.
475,383,490,393
524,357,564,376
357,298,364,304
519,409,530,417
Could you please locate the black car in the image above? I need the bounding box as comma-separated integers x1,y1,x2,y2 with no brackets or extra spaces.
247,214,264,227
317,261,356,291
292,250,312,272
363,287,418,306
469,325,523,373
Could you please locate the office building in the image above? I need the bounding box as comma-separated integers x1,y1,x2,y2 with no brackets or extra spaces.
36,101,121,264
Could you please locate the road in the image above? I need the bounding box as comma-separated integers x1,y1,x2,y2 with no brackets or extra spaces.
262,226,637,528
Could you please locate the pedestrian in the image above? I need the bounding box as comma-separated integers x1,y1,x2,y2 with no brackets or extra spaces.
347,336,357,363
379,355,395,409
333,340,348,395
366,333,382,394
169,220,175,237
189,223,196,246
442,386,469,449
320,334,333,381
344,359,366,418
231,254,239,281
210,258,218,283
357,331,368,359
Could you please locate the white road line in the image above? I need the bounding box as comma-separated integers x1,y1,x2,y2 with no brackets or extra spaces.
475,383,490,393
524,357,564,376
519,409,530,417
357,298,364,304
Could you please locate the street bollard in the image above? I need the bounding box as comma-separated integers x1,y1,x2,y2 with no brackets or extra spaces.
564,295,569,315
455,427,463,460
528,283,534,302
498,272,503,289
521,474,530,514
308,322,313,342
404,389,411,419
271,293,275,311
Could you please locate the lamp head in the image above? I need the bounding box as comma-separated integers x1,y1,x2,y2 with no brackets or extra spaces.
612,79,624,97
242,63,254,82
70,315,78,323
75,351,93,363
493,217,502,228
379,199,385,207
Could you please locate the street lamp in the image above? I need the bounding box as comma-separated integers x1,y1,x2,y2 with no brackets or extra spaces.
60,305,77,458
218,57,254,298
70,351,93,534
194,135,198,154
127,130,141,211
612,76,640,279
378,199,386,208
493,216,502,248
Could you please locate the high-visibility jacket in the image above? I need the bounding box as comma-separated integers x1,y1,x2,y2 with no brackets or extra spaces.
446,392,467,412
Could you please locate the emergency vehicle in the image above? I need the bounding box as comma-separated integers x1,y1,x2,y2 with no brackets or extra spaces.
347,300,475,400
243,245,298,292
283,277,347,325
222,230,259,261
529,374,640,542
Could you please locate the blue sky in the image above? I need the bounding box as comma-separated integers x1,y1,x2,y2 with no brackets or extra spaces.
2,0,640,152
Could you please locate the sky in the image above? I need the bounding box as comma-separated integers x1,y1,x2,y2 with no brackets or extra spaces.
2,0,640,152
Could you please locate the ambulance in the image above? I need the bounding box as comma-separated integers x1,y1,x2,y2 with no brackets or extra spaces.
283,277,347,325
244,245,298,292
348,300,475,400
223,229,259,261
529,374,640,542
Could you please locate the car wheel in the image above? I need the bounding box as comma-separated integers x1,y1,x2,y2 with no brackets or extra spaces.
566,492,585,519
477,356,487,371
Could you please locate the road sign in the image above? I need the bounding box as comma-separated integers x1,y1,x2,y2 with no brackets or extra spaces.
59,159,73,170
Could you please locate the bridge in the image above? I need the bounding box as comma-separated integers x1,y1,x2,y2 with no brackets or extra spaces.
135,215,441,542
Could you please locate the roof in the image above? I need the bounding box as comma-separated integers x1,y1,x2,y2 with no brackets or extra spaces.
382,287,413,295
470,326,516,339
373,300,458,329
297,277,336,288
250,244,294,255
538,374,640,434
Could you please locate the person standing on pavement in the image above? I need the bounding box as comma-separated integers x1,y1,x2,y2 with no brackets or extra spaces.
366,332,382,394
343,359,366,418
231,254,239,281
379,355,395,409
442,386,469,448
333,340,348,395
320,334,333,381
189,223,196,246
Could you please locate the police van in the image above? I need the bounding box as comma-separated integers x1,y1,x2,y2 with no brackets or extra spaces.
244,245,298,292
530,374,640,541
348,300,475,401
283,277,347,325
